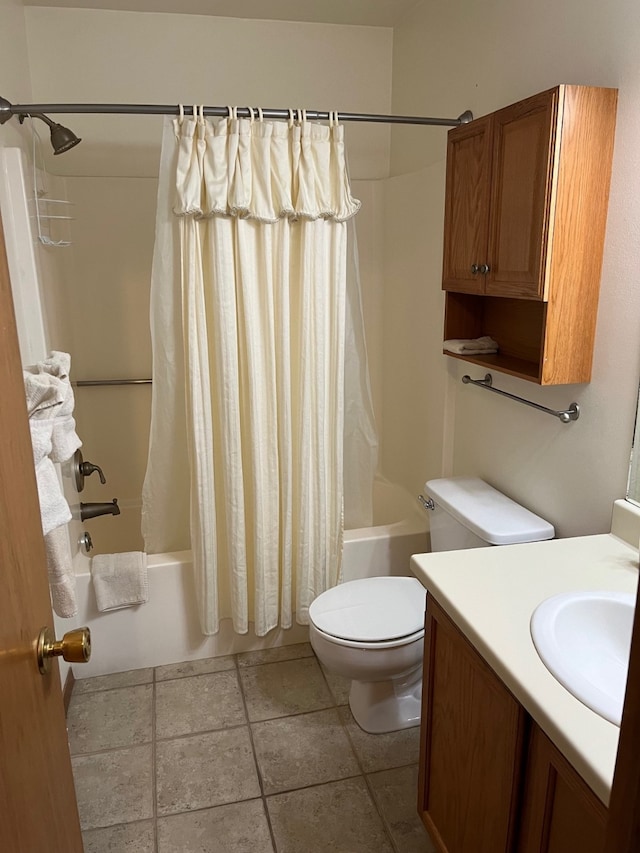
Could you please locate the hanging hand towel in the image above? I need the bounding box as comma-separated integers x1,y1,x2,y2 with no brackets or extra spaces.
443,336,499,355
31,351,82,463
91,552,149,612
23,371,73,535
24,369,77,617
45,526,78,618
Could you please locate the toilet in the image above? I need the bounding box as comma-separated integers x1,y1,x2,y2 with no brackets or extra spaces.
309,477,555,734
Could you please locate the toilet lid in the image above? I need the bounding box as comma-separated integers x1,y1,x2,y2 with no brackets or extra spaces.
309,577,426,643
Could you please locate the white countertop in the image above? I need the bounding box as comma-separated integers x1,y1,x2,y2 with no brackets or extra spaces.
411,532,639,806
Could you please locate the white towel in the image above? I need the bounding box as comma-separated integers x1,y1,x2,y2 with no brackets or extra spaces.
23,372,72,536
45,526,78,618
24,368,76,617
31,351,82,463
91,552,149,612
443,336,499,355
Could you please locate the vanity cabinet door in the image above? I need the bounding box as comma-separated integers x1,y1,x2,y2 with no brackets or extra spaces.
517,723,607,853
418,598,527,853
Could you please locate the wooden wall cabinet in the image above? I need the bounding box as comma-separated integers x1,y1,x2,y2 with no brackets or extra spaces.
418,597,608,853
442,85,618,384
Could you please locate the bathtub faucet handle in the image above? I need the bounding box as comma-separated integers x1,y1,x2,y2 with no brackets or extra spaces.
418,494,435,512
74,449,107,492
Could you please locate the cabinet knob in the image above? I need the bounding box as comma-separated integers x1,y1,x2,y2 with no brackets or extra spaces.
470,264,480,275
479,264,491,275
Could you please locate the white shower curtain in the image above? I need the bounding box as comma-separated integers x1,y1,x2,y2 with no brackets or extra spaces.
143,112,376,636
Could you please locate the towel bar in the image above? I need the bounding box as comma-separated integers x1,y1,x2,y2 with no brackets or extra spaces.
461,374,579,423
74,378,152,386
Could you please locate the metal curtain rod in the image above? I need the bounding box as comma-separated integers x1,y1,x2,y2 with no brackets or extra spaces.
74,378,152,387
461,374,580,424
0,97,473,128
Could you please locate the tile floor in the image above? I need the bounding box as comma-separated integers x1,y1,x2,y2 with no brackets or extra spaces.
68,642,435,853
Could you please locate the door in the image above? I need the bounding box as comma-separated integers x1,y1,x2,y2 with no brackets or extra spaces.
442,115,493,294
486,89,558,300
0,214,83,851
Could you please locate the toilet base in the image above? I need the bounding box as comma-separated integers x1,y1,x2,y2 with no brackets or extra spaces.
348,669,423,734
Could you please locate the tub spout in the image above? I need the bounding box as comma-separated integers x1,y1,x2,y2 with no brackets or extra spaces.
80,499,120,521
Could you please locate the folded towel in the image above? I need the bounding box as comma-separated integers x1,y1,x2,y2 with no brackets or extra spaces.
23,372,72,536
443,336,499,355
91,552,149,612
45,525,78,618
33,351,82,463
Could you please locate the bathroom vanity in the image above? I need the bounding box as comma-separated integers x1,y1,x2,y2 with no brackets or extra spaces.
411,513,639,853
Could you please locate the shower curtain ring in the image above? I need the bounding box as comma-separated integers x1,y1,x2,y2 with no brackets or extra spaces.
178,104,184,124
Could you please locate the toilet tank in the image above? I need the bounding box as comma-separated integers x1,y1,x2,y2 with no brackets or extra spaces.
424,477,555,552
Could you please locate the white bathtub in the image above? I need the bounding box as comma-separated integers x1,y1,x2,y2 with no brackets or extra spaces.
73,479,429,678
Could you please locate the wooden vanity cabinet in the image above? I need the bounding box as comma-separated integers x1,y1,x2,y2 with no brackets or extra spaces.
442,84,618,384
517,724,607,853
418,598,527,853
418,596,609,853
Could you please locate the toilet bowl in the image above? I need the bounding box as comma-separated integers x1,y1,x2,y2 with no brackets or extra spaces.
309,477,555,734
309,576,427,733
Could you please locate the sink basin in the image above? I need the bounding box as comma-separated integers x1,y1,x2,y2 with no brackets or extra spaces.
530,590,636,726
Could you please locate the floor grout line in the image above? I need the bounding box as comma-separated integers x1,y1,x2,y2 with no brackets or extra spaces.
152,667,159,853
235,653,279,853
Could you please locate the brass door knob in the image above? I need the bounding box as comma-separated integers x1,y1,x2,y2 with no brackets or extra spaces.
37,626,91,674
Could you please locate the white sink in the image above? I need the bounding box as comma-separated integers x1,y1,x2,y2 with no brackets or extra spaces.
530,590,636,726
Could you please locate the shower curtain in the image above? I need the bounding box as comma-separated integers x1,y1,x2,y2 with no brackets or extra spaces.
142,111,377,636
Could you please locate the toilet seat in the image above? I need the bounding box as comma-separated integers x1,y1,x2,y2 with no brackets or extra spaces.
309,576,426,647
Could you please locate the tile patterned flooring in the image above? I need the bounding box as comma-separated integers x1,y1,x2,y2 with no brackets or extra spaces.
68,642,435,853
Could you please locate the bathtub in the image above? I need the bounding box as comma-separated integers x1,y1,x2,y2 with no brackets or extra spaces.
72,478,429,678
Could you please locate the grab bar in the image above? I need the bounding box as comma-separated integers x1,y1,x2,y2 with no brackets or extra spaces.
461,374,579,423
74,378,152,387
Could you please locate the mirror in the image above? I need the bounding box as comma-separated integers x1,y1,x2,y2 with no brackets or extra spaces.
627,389,640,506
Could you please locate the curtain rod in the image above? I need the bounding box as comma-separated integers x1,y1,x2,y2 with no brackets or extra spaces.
0,97,473,128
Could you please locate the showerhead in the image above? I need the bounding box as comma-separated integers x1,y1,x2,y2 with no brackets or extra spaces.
18,111,81,155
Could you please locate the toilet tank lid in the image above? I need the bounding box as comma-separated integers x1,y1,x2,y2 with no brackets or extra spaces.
424,477,555,545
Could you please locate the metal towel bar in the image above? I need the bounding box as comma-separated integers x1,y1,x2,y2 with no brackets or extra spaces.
461,374,579,423
74,378,152,387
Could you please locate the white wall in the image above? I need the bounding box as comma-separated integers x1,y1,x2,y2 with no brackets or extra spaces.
388,0,640,537
24,7,393,180
0,0,32,152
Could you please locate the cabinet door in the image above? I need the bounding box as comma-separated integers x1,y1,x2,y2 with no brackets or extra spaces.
517,724,607,853
442,116,493,294
486,89,558,299
418,599,526,853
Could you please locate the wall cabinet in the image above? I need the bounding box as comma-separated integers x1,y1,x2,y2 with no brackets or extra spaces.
442,85,617,384
418,597,608,853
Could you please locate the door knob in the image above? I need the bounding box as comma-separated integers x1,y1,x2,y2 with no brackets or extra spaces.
37,626,91,674
479,263,491,274
470,264,480,274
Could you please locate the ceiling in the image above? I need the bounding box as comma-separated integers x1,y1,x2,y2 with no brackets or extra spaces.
21,0,420,27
